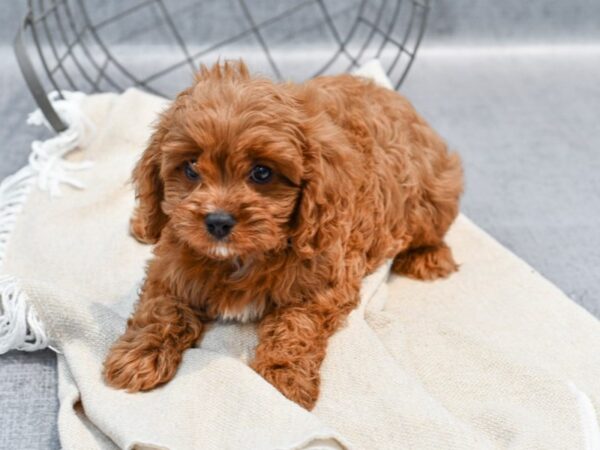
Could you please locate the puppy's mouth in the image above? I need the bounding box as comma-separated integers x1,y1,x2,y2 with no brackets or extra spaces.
205,242,236,260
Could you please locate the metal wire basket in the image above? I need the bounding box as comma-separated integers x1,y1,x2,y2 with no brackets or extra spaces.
14,0,430,132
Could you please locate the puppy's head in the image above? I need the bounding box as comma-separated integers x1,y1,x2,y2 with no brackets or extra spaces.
133,61,344,261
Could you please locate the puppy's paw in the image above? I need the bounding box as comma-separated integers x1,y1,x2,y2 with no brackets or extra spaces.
251,361,320,410
103,332,182,392
392,242,458,281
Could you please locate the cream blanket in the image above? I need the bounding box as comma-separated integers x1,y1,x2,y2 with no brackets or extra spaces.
1,65,599,450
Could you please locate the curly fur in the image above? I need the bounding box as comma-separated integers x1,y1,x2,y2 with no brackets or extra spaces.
103,61,463,409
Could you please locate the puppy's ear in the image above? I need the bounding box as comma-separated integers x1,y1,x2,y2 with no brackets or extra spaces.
130,122,169,244
292,125,349,260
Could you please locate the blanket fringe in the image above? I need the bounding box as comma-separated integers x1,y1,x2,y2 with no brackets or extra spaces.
0,91,92,354
0,276,48,353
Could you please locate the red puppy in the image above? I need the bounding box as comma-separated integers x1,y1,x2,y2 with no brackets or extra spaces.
104,61,463,409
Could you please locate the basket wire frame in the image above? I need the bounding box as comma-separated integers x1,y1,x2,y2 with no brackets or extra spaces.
15,0,430,132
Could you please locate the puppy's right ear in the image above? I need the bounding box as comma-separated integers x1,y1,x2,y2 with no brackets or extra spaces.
130,123,169,244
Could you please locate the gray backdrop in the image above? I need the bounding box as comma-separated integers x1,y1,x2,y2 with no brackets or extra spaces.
1,1,599,448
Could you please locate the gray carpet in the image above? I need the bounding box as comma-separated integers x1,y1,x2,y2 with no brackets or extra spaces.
0,350,59,449
1,0,599,449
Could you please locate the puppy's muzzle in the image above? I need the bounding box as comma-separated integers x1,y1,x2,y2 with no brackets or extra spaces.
205,212,236,240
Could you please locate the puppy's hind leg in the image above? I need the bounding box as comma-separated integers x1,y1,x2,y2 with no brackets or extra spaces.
391,150,462,281
392,241,458,281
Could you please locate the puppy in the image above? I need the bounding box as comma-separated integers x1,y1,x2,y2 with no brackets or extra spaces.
104,61,463,409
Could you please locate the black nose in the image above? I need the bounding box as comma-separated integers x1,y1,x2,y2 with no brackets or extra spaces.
204,212,236,239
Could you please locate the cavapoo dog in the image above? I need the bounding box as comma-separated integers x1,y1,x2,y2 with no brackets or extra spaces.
103,61,463,409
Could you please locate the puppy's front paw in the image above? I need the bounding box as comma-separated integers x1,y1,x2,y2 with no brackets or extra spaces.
251,361,320,410
103,331,182,392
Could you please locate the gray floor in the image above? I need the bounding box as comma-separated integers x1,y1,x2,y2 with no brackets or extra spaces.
1,1,599,449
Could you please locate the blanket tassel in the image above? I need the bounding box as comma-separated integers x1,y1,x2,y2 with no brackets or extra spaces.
0,91,92,354
0,276,48,353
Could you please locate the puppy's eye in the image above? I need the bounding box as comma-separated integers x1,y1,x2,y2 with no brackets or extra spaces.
249,165,273,184
183,161,200,182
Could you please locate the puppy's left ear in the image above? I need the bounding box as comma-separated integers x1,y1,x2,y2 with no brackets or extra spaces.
291,122,352,260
